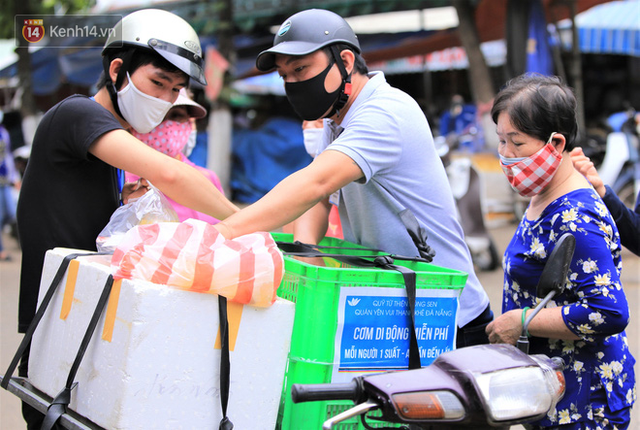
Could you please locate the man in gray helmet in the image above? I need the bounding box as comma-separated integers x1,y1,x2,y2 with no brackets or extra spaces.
16,9,238,428
215,9,493,349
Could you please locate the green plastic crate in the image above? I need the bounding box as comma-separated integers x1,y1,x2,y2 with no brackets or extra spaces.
271,233,468,430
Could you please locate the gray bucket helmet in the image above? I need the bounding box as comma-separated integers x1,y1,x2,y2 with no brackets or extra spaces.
256,9,360,72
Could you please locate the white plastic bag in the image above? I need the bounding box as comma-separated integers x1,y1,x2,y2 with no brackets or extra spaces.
96,183,178,253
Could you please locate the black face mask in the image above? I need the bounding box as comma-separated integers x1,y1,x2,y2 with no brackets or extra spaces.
285,59,343,121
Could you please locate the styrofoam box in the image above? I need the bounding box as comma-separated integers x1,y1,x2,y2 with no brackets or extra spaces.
29,248,295,430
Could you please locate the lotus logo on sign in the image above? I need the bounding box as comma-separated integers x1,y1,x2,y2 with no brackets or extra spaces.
22,19,45,43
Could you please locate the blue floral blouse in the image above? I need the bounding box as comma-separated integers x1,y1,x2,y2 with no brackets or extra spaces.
503,188,636,427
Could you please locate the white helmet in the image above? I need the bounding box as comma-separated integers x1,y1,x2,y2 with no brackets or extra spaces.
103,9,206,85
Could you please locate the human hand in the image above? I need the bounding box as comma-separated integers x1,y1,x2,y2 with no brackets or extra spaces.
486,309,524,346
122,178,150,204
213,221,232,239
570,147,606,197
294,255,327,267
302,119,324,130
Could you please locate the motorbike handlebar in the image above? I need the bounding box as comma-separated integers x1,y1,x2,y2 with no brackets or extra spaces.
291,379,363,404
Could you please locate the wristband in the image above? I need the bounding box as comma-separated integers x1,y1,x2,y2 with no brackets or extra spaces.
521,307,531,337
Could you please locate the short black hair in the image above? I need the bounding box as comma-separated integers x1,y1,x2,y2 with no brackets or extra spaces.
491,74,579,151
324,43,368,75
96,48,184,90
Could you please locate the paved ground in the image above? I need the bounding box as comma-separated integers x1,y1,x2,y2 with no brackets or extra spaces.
1,220,638,429
0,231,24,430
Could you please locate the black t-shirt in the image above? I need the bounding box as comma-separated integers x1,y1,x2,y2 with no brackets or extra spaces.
17,95,123,332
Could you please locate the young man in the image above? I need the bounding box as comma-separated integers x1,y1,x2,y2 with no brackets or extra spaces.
214,9,493,347
16,9,238,428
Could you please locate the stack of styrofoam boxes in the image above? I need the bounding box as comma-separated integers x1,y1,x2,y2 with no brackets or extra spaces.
29,248,295,429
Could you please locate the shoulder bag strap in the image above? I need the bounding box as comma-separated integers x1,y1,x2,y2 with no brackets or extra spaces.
370,180,436,263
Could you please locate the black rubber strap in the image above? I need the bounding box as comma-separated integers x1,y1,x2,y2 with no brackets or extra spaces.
328,44,352,116
277,241,422,369
40,382,76,430
102,48,134,120
217,296,234,430
387,261,421,370
1,252,105,390
41,274,114,430
276,242,430,264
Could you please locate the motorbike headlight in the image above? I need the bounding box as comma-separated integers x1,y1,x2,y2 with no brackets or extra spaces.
474,360,565,422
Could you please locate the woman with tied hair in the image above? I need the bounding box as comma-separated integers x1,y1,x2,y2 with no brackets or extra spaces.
486,74,636,429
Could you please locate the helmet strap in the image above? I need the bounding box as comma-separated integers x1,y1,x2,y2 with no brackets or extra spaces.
103,49,134,120
327,45,352,118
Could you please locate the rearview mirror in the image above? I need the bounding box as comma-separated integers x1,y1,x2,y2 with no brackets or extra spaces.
536,233,576,298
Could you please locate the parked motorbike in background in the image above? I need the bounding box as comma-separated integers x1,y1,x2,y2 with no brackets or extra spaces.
582,108,640,208
435,132,500,271
291,233,575,430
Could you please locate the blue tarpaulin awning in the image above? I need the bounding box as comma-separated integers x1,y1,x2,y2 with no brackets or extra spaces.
0,42,104,95
560,0,640,56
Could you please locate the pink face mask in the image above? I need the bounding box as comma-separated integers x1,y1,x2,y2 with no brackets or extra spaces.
499,133,562,197
132,120,192,158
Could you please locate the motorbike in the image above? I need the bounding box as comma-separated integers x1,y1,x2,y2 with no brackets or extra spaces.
435,133,500,271
291,233,576,430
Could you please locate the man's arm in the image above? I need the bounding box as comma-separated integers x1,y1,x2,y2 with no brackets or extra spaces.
215,149,363,239
292,198,332,245
571,147,640,255
89,129,239,220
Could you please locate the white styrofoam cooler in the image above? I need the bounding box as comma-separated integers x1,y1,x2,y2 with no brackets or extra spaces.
29,248,295,430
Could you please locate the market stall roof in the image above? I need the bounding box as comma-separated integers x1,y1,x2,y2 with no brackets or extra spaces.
0,0,622,95
358,0,617,65
559,0,640,56
233,0,617,77
91,0,454,33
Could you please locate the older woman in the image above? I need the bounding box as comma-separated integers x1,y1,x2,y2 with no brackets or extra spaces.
486,74,636,429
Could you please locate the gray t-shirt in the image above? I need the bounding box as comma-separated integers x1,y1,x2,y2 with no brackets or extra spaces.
323,72,489,327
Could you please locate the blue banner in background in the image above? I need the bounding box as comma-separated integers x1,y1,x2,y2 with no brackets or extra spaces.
526,0,554,75
332,287,460,383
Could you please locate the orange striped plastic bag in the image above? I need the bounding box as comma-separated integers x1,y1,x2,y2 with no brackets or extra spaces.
110,219,284,307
